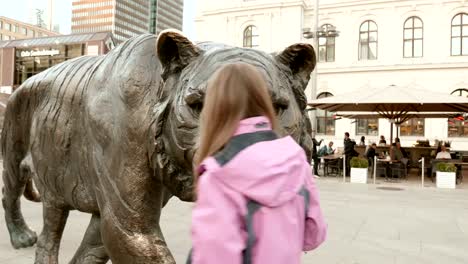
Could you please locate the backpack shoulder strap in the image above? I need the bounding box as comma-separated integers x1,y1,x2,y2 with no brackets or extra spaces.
187,186,310,264
242,200,262,264
298,185,310,215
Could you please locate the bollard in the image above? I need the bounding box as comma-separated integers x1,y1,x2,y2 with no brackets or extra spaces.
343,154,346,183
373,155,377,184
421,157,425,188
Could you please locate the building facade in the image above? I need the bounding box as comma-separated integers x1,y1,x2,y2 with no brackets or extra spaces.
72,0,149,43
195,0,468,150
0,16,59,41
149,0,184,35
72,0,184,43
0,32,114,93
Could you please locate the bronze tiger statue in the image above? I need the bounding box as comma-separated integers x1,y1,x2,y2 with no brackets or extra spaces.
1,31,316,263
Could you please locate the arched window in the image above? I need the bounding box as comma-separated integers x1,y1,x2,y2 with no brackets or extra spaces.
316,92,335,135
451,88,468,97
449,88,468,137
318,24,336,62
451,13,468,56
359,20,378,60
404,16,423,58
243,25,259,48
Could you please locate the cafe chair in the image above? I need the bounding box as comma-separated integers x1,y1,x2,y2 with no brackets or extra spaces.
376,160,387,179
325,159,341,177
390,158,409,180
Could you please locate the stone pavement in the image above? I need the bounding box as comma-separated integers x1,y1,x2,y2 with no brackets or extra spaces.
1,176,468,263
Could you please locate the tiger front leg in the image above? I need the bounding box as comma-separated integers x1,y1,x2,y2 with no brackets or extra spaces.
100,211,175,264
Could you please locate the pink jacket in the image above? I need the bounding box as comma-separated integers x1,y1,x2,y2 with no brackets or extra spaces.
190,116,327,264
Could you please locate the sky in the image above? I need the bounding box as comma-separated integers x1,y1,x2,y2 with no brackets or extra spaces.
0,0,197,39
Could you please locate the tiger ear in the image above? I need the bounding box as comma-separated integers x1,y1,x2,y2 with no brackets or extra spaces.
156,30,201,80
275,43,316,90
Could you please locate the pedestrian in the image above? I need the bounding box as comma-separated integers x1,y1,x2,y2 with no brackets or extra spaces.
188,62,327,264
312,133,324,176
344,132,358,176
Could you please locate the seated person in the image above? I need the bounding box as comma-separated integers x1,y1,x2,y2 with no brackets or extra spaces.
436,145,451,160
379,135,387,146
395,142,408,158
359,136,366,146
390,145,404,161
318,141,335,157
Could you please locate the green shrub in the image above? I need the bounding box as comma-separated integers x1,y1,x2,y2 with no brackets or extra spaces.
350,157,368,168
436,163,457,173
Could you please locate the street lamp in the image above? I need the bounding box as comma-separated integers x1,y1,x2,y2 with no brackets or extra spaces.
302,0,339,134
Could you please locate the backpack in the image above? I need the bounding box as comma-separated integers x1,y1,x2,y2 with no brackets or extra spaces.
186,186,310,264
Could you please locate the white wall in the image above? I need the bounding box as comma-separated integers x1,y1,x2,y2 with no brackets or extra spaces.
196,0,468,150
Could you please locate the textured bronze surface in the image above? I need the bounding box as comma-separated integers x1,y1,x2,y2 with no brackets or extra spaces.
1,31,315,263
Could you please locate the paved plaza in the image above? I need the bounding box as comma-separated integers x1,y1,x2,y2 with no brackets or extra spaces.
1,171,468,263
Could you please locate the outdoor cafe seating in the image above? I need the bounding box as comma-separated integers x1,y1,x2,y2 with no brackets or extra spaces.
321,153,343,176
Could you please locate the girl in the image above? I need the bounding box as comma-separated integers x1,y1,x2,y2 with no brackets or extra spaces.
189,62,327,264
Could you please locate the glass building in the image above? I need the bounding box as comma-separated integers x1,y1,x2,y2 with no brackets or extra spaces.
0,32,114,93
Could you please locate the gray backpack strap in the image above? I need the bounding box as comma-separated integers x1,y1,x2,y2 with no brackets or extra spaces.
188,186,310,264
186,248,192,264
242,200,262,264
298,185,310,215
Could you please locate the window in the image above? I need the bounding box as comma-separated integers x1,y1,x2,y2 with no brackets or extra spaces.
21,27,27,35
0,21,2,29
400,118,424,136
243,25,259,48
450,88,468,97
359,20,378,60
318,24,336,62
4,23,10,31
356,119,379,135
451,13,468,56
12,24,17,33
14,44,85,86
316,92,335,135
448,89,468,137
404,17,423,58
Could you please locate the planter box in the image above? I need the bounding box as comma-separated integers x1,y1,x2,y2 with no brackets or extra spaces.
350,168,368,184
436,171,456,189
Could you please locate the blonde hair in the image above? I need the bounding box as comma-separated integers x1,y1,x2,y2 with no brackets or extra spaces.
194,62,278,175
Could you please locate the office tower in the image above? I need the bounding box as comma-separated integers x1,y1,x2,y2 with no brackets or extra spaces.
149,0,184,35
72,0,150,43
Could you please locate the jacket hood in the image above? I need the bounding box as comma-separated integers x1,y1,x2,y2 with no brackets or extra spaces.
204,116,310,208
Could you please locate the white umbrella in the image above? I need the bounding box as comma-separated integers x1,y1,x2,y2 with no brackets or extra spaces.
308,84,468,143
309,84,468,114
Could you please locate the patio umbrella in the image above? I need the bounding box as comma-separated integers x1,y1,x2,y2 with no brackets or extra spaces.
308,84,468,143
309,84,468,114
334,112,464,123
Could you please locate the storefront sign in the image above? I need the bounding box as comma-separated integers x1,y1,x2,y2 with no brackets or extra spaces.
20,49,60,57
